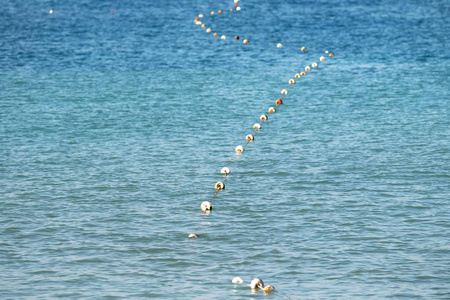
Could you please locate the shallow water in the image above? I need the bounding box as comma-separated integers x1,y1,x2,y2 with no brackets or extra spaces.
1,0,449,298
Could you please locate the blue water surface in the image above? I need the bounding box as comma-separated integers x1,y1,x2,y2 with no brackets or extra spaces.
1,0,449,298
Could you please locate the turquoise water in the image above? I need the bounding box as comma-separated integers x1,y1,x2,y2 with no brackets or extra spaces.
1,0,449,298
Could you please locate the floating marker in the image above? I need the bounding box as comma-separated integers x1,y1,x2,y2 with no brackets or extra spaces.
243,39,249,44
263,286,275,294
49,9,53,14
235,35,240,40
253,123,261,130
236,6,241,11
211,11,215,15
294,73,301,78
260,114,268,122
234,0,239,3
320,56,326,62
230,8,234,12
268,107,276,113
281,89,288,95
201,24,206,29
312,62,318,68
246,134,254,142
249,278,265,289
301,46,308,52
201,201,212,211
214,181,225,191
300,71,306,76
218,10,223,14
232,277,244,284
206,28,212,33
195,21,202,25
221,35,226,40
275,99,283,105
329,52,335,57
188,233,199,239
220,167,231,175
289,79,295,84
199,14,204,18
277,43,283,48
305,66,311,72
235,145,244,153
213,33,218,37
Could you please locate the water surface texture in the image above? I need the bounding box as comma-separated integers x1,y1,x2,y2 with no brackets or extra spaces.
1,0,449,298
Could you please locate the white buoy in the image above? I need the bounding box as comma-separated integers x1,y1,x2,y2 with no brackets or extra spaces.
294,73,301,78
221,35,226,40
220,167,231,175
246,134,254,142
214,181,225,190
301,46,307,52
253,123,261,130
260,114,268,122
206,28,212,33
200,201,212,212
312,62,318,68
199,14,204,18
277,43,283,48
195,21,202,25
188,233,198,238
235,145,244,153
320,56,326,62
243,39,249,44
232,277,244,284
236,6,241,11
234,0,239,3
268,107,276,113
305,66,311,72
249,278,264,289
289,79,295,84
211,11,215,15
49,9,53,14
281,89,288,95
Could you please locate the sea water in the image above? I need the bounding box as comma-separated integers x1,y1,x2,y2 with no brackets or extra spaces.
1,0,449,298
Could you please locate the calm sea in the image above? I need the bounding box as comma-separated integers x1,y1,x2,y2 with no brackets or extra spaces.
1,0,449,298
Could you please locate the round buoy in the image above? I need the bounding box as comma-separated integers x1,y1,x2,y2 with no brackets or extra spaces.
277,43,283,48
220,167,231,175
320,56,326,62
199,14,204,18
281,89,288,95
211,11,215,15
49,9,54,14
260,114,268,122
218,10,223,14
243,39,249,44
253,123,261,130
215,181,225,191
236,6,241,11
249,278,264,289
230,8,234,12
329,52,335,57
235,35,240,40
301,46,308,52
305,66,311,72
246,134,254,142
232,277,244,284
300,71,306,76
206,28,212,33
201,24,206,29
221,35,226,40
294,73,301,78
234,0,239,3
289,79,295,84
263,286,275,294
325,50,329,54
201,201,212,212
312,62,318,68
235,145,244,153
213,33,218,37
268,107,276,113
275,99,283,105
195,21,202,25
188,233,198,239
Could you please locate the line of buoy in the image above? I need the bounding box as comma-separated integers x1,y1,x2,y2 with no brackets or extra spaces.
189,1,336,297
